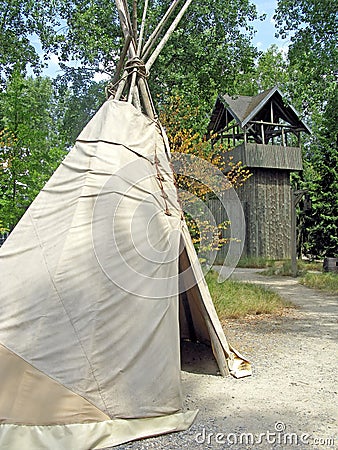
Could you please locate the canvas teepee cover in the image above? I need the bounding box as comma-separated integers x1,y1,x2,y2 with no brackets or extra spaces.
0,1,251,449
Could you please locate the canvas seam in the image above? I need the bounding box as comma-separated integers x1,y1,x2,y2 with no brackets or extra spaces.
76,139,154,163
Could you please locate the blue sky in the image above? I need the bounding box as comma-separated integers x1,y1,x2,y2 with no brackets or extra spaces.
252,0,290,52
32,0,290,79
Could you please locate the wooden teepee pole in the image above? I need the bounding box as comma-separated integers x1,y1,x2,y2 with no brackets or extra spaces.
109,33,132,91
116,0,136,52
145,0,193,72
114,0,193,119
132,0,138,42
137,0,149,55
114,0,139,108
127,0,149,106
141,0,180,61
115,0,156,117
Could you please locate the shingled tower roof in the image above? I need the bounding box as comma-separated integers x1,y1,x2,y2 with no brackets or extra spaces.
208,87,311,135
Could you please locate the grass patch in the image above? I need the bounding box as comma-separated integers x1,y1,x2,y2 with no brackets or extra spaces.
262,260,295,276
261,259,323,277
299,272,338,294
237,256,275,268
298,260,323,271
205,270,293,319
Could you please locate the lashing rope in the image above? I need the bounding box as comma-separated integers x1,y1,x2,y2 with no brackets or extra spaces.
125,57,148,78
106,57,148,99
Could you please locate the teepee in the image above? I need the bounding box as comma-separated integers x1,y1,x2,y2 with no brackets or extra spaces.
0,1,251,449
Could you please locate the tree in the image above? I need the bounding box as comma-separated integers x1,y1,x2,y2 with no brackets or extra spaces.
0,1,64,83
254,45,289,92
298,85,338,258
0,1,278,237
148,0,261,123
226,44,290,97
1,1,262,115
274,0,337,114
0,72,66,229
160,95,251,261
47,0,262,135
54,71,106,147
274,0,338,258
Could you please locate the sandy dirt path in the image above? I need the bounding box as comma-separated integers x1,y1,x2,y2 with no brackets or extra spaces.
109,269,338,450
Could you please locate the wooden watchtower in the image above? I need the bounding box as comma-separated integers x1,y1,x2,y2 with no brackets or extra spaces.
208,87,311,259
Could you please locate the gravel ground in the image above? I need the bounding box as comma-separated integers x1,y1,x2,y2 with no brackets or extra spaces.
104,269,338,450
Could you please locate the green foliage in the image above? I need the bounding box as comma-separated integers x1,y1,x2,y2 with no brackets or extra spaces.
149,0,261,118
254,45,289,92
299,272,338,294
0,0,63,83
275,0,337,114
160,95,251,260
274,0,337,68
295,84,338,258
206,270,292,319
54,71,106,146
274,0,338,258
0,220,8,234
0,72,66,229
0,0,336,260
0,1,263,124
53,1,120,70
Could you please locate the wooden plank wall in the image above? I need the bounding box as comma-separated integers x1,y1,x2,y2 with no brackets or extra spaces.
207,192,244,265
208,168,292,262
239,168,291,258
227,143,303,171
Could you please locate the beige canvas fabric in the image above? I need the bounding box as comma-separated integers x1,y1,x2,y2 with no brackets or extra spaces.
0,343,110,425
0,99,250,449
0,411,198,450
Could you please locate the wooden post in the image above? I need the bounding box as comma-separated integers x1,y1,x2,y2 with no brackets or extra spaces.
138,78,156,118
114,70,128,100
270,100,274,123
115,0,155,118
291,189,308,277
128,71,138,103
291,190,297,277
282,127,286,146
116,0,137,54
109,34,132,89
114,0,193,120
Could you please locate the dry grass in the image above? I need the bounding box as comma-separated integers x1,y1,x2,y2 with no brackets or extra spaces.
299,272,338,294
205,270,293,319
